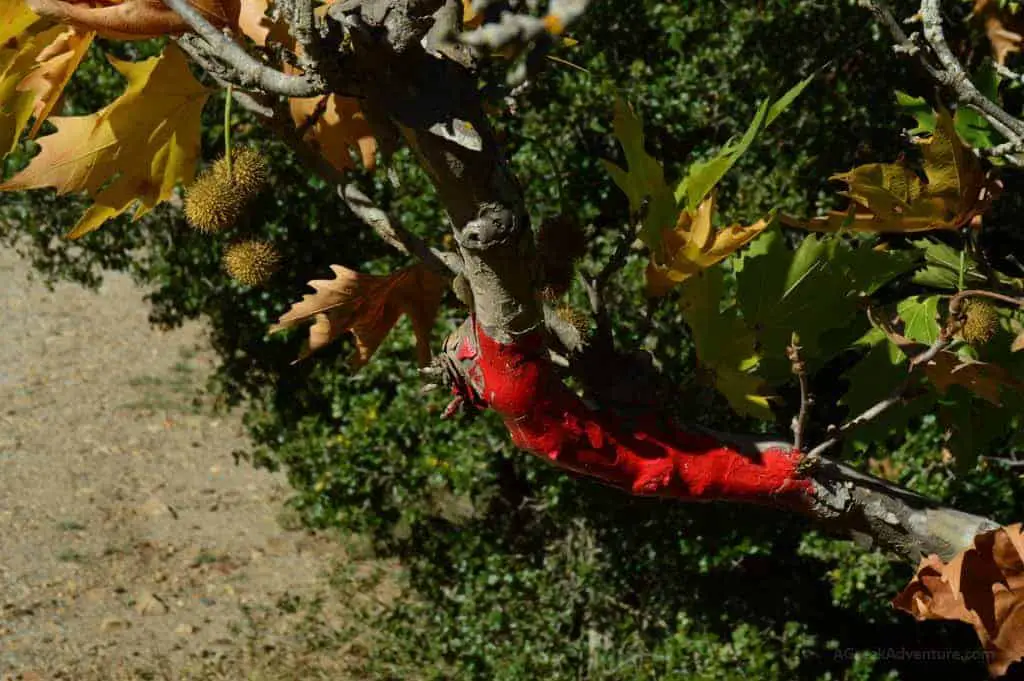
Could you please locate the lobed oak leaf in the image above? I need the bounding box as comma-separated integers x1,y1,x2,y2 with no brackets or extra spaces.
646,192,770,297
26,0,240,40
894,523,1024,677
0,43,212,237
789,109,999,234
270,263,447,367
974,0,1024,65
289,94,377,172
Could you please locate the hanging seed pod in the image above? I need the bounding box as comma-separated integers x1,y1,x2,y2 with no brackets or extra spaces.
222,239,280,286
960,300,1000,346
184,148,268,233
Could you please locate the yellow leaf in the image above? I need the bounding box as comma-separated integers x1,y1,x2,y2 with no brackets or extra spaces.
646,193,770,297
0,44,212,238
271,263,447,367
462,0,483,28
19,26,95,137
0,23,64,158
1,0,41,47
791,109,998,234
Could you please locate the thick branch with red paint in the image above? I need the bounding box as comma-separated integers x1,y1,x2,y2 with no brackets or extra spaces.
445,317,812,507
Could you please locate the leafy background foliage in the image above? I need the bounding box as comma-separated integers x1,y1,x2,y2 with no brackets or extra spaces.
4,1,1024,678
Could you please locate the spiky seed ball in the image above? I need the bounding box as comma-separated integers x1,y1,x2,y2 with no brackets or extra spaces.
555,304,591,338
216,147,268,204
960,300,1000,346
183,148,268,233
223,240,280,286
184,166,243,233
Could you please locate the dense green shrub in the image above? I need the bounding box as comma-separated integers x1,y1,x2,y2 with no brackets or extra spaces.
4,1,1024,679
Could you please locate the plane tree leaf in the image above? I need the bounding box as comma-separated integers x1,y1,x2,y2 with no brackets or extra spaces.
0,44,212,238
894,523,1024,677
289,94,377,173
788,109,1000,233
678,267,772,420
271,263,447,367
734,231,919,382
645,192,770,297
26,0,241,40
601,97,677,258
0,23,64,158
20,26,95,138
676,74,813,212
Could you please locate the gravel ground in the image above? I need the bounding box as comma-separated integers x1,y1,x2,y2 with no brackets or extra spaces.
0,247,365,679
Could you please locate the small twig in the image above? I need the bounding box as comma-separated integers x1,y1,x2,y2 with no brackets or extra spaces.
223,84,234,177
459,0,592,53
981,455,1024,468
861,0,1024,167
807,324,954,459
161,0,324,97
949,288,1024,316
340,184,462,277
787,334,811,452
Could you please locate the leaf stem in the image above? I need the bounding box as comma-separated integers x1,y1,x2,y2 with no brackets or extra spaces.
224,85,233,179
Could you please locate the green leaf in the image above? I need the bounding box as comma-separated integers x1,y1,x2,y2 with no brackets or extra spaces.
896,295,942,344
734,232,918,382
601,98,678,258
679,267,772,419
895,91,936,136
676,75,811,212
676,100,769,212
766,73,815,127
910,238,989,290
952,61,1001,151
895,64,1001,151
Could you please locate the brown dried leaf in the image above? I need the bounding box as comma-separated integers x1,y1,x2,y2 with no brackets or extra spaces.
884,329,1021,405
790,110,999,234
236,0,290,47
27,0,240,40
894,523,1024,677
975,0,1024,65
270,263,446,367
289,94,377,172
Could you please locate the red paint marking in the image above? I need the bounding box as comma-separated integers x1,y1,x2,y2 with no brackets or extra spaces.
468,319,812,506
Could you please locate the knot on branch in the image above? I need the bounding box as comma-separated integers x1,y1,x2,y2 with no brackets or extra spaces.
456,203,521,250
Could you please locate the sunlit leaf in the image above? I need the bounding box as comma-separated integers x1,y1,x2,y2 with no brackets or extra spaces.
271,263,447,367
0,44,212,237
788,110,999,234
601,97,677,258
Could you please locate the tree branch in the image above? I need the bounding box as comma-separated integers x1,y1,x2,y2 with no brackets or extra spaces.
161,0,325,97
862,0,1024,164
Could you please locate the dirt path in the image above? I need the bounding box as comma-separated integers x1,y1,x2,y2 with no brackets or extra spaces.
0,249,359,680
